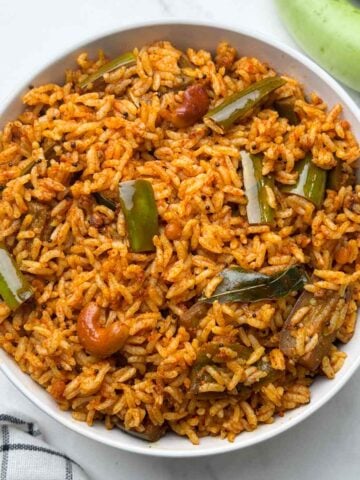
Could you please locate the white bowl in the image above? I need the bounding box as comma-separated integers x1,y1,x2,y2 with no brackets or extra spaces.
0,20,359,458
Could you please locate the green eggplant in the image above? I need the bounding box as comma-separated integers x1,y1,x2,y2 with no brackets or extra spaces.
119,179,159,253
0,243,33,310
327,160,343,191
241,152,275,225
189,342,252,395
115,420,167,442
281,154,327,209
279,287,351,370
93,192,117,211
205,77,285,130
273,97,300,125
189,342,284,397
276,0,360,91
178,302,210,334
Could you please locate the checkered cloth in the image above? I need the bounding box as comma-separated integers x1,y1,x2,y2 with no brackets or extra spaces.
0,414,88,480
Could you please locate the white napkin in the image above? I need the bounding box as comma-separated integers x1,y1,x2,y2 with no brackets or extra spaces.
0,413,89,480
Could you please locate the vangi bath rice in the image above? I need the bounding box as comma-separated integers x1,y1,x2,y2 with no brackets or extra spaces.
0,40,359,444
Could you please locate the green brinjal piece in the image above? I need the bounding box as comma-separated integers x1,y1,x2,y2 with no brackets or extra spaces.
201,265,307,304
190,343,284,398
205,76,286,130
275,0,360,92
79,52,136,89
93,192,117,211
119,179,159,253
251,359,285,391
115,420,168,442
178,54,195,69
178,302,210,336
28,201,52,241
279,287,351,370
190,343,252,395
327,159,343,191
273,97,300,125
0,243,33,310
241,152,274,225
281,154,327,208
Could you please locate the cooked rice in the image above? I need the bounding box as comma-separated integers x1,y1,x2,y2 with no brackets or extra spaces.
0,40,359,444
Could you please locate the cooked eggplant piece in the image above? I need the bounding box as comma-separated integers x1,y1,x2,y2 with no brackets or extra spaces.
0,243,33,310
273,96,300,125
189,343,283,398
189,343,252,395
280,154,327,209
205,76,286,130
327,159,343,191
241,152,274,225
119,179,159,252
115,419,167,442
279,287,351,370
178,302,210,335
93,192,117,211
254,359,285,389
28,201,52,241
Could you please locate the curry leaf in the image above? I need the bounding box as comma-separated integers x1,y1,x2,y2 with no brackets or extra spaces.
201,265,307,304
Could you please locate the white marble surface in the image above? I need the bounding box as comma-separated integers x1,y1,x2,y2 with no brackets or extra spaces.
0,0,360,479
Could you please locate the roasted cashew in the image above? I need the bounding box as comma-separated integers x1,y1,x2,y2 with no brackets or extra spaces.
163,83,210,128
77,303,129,357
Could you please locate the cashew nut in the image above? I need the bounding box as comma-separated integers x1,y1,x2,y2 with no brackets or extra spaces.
164,83,210,128
77,303,129,357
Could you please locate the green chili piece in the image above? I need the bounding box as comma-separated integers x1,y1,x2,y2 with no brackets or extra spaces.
119,179,159,252
327,160,342,191
201,265,307,304
0,243,33,310
205,76,286,130
281,154,327,208
79,52,136,89
274,97,300,125
93,192,117,211
241,152,274,225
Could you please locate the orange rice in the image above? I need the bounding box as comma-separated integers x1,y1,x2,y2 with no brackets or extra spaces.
0,40,359,444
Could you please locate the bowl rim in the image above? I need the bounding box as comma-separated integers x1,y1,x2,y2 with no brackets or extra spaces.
0,18,359,458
